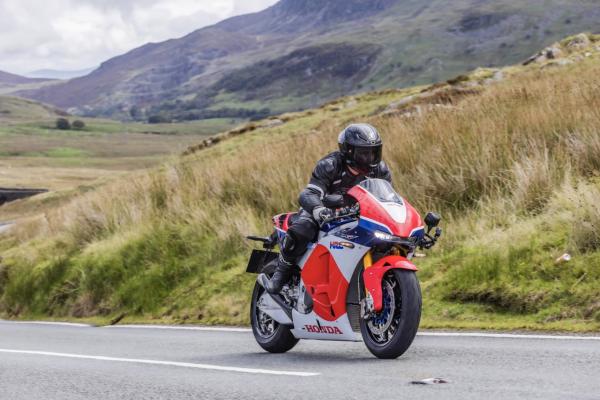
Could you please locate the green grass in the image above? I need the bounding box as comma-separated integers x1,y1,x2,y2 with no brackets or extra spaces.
2,36,600,332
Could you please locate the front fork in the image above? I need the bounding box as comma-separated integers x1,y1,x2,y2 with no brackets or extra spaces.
360,251,375,320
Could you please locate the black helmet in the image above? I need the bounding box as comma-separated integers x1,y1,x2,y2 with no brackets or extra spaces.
338,123,383,174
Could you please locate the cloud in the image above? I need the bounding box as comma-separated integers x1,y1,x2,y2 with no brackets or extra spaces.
0,0,278,75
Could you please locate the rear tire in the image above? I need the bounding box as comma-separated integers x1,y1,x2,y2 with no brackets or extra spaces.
360,269,421,359
250,282,299,353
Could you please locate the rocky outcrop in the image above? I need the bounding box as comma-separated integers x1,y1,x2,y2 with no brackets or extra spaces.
523,45,564,65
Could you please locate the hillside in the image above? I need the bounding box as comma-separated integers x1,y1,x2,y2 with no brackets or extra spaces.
17,0,600,122
1,34,600,331
0,70,53,95
0,96,65,121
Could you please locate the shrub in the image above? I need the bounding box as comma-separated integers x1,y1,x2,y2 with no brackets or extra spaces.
72,120,86,130
148,115,170,124
55,118,71,130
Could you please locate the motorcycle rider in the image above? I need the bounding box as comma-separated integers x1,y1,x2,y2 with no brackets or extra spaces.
258,123,392,294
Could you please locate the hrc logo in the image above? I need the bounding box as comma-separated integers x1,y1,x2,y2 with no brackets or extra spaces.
330,241,355,250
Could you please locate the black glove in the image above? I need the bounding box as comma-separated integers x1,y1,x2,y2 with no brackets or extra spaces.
312,207,334,224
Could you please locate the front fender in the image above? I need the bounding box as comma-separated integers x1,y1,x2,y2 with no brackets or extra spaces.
363,256,418,312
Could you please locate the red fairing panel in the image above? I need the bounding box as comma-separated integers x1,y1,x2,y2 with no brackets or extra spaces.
347,186,423,237
301,245,349,322
363,256,418,312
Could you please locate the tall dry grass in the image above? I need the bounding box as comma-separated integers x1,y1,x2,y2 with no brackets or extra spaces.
25,59,600,248
2,56,600,321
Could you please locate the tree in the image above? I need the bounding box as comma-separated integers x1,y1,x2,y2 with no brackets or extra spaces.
55,118,71,130
72,120,86,130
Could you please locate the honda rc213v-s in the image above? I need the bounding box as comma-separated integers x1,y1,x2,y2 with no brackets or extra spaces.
246,179,442,359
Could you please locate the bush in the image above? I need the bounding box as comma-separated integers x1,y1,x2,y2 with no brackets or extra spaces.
148,115,170,124
55,118,71,130
72,120,86,130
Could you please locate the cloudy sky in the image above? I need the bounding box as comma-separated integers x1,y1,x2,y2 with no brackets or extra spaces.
0,0,278,75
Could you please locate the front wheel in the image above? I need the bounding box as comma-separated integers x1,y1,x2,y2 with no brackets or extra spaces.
360,269,422,359
250,282,299,353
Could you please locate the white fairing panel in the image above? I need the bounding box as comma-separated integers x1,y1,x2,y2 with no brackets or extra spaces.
382,202,407,224
291,309,362,341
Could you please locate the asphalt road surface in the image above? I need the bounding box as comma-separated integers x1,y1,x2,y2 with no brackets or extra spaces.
1,321,599,400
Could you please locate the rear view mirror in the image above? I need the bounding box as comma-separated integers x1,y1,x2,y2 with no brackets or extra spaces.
323,194,345,208
425,212,441,232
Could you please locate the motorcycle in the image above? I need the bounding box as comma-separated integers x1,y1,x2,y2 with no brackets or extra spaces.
246,178,441,359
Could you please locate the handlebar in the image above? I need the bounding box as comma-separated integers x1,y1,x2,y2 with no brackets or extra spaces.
419,227,442,250
319,205,360,228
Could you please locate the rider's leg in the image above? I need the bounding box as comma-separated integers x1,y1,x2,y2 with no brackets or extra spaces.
260,211,318,294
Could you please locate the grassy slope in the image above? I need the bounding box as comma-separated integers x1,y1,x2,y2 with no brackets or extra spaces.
2,35,600,331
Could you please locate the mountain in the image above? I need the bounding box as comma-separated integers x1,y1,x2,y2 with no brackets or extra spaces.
0,70,54,95
0,70,48,85
17,0,600,121
26,68,96,80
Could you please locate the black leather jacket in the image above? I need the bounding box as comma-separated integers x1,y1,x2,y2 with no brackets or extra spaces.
299,151,392,214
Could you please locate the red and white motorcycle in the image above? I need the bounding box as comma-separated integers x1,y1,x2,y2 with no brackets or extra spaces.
246,178,441,359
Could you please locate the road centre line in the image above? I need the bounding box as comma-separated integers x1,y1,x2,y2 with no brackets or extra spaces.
0,349,319,377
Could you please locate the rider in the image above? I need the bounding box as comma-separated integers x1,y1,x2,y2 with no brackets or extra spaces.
259,123,392,294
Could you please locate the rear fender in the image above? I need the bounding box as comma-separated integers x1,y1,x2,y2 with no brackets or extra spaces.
363,256,418,312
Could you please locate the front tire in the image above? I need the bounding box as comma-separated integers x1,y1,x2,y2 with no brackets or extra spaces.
360,269,422,359
250,282,298,353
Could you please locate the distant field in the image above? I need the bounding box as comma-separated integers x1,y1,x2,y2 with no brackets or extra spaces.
0,96,243,223
0,96,242,191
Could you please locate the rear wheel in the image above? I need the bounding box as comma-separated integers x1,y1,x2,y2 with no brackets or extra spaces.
360,269,421,359
250,282,298,353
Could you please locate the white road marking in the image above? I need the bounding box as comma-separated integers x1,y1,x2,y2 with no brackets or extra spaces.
104,324,251,332
3,320,600,341
0,321,92,328
418,332,600,341
0,349,319,377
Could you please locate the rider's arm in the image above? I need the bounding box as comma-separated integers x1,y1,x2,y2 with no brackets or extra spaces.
299,156,337,214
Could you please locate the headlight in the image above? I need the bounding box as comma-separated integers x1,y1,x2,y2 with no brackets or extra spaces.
374,230,395,241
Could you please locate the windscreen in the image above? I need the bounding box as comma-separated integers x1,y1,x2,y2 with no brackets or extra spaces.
359,179,403,204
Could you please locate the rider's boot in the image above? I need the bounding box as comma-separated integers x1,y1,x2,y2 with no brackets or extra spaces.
258,257,293,294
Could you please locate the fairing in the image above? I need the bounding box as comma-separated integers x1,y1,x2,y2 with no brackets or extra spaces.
363,256,418,312
347,181,423,238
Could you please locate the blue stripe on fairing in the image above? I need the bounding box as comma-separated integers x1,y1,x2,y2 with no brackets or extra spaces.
410,227,425,240
358,218,392,234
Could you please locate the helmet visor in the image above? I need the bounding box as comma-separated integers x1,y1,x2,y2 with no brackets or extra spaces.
354,145,382,169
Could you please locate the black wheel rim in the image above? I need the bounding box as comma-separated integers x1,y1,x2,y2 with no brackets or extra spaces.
366,272,402,345
254,286,279,339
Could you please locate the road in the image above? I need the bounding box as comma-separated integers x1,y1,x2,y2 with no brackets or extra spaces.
1,321,599,400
